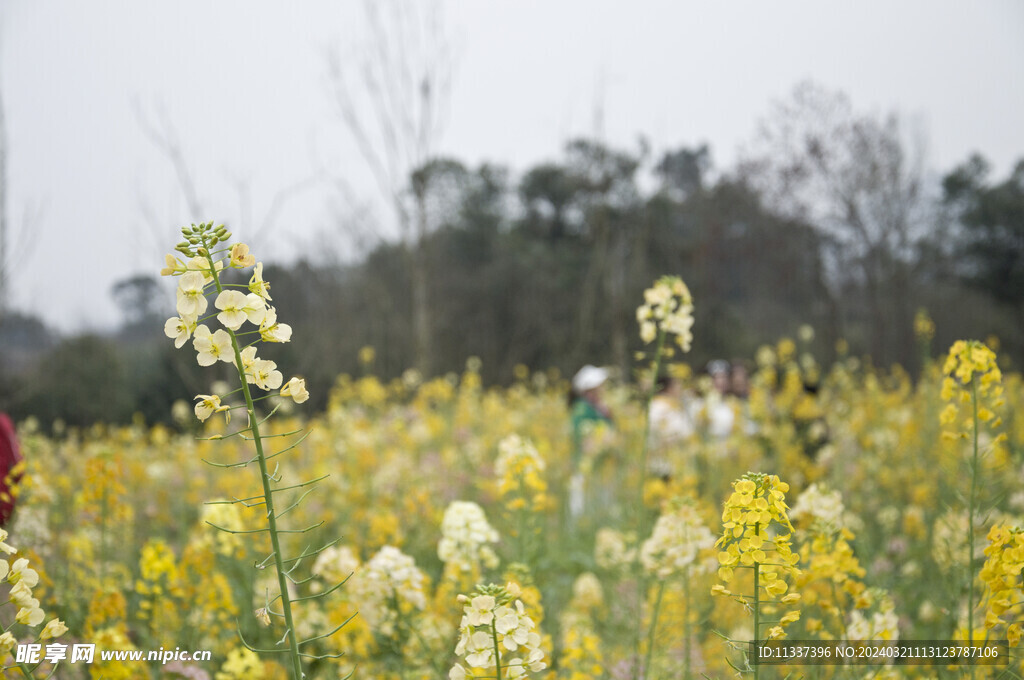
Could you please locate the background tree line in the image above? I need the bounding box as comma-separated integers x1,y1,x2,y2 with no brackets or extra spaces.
1,84,1022,428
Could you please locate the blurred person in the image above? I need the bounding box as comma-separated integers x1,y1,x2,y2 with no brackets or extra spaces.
568,365,613,520
729,361,751,399
0,413,23,527
703,360,735,439
647,374,695,481
730,359,758,435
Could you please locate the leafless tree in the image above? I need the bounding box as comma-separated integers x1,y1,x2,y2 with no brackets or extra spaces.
0,85,43,321
0,85,8,316
133,97,317,262
326,0,456,375
740,81,934,362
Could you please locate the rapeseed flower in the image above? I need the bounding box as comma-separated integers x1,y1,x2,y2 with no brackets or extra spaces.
214,290,266,330
192,325,233,366
980,525,1024,646
641,499,715,578
175,271,208,319
249,262,272,300
439,501,500,574
636,275,695,352
281,377,309,404
228,243,256,268
450,583,546,679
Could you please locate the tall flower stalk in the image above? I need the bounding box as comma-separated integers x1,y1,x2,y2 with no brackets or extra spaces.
161,223,346,678
639,498,715,679
939,340,1004,669
0,529,68,678
980,525,1024,648
449,583,546,680
712,473,802,680
633,275,694,676
495,435,548,565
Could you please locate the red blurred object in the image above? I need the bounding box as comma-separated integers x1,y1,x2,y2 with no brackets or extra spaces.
0,414,23,526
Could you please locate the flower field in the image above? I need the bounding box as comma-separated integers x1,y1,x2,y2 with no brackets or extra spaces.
6,334,1024,678
4,232,1023,679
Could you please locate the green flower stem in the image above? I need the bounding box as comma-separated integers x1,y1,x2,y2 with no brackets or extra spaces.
0,621,39,679
490,619,504,680
753,522,761,680
643,579,667,680
968,378,979,680
99,481,108,583
390,589,446,679
635,328,667,670
684,571,692,680
206,253,304,680
637,328,668,537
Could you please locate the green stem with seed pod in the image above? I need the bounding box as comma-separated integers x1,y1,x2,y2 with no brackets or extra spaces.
968,377,979,680
684,572,692,680
643,579,666,680
490,618,504,680
187,227,305,680
752,521,761,680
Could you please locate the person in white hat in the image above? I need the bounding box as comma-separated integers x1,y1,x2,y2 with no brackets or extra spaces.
567,365,613,520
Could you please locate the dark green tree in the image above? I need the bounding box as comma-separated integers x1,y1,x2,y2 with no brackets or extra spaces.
944,155,1024,309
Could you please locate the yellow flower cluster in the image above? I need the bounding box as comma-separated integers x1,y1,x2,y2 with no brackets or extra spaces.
939,340,1005,439
794,526,867,639
215,647,266,680
495,435,548,514
438,501,500,577
555,573,606,679
980,525,1024,646
161,224,308,419
450,582,546,680
714,473,801,639
350,545,428,638
18,319,1024,675
559,626,603,680
135,538,185,634
716,474,798,581
636,275,695,352
0,529,67,675
914,308,935,342
641,498,716,579
846,588,899,641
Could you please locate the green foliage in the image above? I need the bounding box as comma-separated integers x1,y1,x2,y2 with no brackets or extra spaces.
944,155,1024,308
18,335,131,427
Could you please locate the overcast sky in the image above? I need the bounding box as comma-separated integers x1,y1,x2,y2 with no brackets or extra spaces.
3,1,1023,332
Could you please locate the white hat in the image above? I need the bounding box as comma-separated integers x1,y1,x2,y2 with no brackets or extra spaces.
573,365,609,392
707,360,730,376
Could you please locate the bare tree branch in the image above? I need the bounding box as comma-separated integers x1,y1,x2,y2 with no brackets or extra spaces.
133,96,205,218
0,83,7,313
325,0,454,244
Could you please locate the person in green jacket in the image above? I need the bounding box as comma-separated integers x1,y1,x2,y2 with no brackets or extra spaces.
568,365,613,520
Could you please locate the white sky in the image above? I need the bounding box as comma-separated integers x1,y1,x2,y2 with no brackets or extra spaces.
3,0,1023,332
